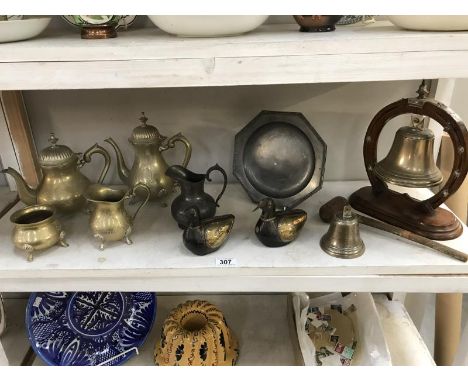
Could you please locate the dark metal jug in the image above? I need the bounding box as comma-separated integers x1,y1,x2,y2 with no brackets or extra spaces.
166,164,227,229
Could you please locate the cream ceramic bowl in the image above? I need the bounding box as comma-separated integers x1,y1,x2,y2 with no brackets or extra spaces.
0,17,52,43
148,15,269,37
388,16,468,31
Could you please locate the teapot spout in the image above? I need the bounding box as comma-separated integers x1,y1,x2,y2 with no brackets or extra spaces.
1,167,37,205
104,137,130,183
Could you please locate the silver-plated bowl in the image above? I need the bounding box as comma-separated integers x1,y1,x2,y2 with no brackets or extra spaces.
234,110,326,208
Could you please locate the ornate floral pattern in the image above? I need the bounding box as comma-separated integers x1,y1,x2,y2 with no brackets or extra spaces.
27,292,156,366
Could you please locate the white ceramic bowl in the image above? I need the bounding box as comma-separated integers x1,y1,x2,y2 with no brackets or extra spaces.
388,16,468,31
0,17,52,43
148,15,269,37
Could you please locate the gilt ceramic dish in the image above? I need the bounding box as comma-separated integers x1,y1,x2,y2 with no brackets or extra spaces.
62,15,136,29
337,16,374,25
234,111,327,209
26,292,156,366
62,16,136,38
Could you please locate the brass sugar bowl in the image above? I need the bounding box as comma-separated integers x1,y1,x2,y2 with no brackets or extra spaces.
10,205,69,262
2,133,111,214
105,113,192,201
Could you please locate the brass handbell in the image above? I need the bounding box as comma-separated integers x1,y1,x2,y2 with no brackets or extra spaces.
374,117,443,188
320,206,365,259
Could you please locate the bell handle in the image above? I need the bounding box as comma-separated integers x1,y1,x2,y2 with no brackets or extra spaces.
205,163,227,207
161,133,192,168
126,183,151,222
81,143,111,184
364,97,468,210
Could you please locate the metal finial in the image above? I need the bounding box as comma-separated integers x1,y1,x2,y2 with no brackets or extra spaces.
417,80,429,99
48,133,58,146
139,112,148,126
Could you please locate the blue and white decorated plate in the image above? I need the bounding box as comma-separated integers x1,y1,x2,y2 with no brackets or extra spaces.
26,292,156,366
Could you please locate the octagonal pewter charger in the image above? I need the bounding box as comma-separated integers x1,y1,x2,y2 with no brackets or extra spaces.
233,110,327,208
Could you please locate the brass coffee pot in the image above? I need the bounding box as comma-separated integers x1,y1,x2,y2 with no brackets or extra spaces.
2,133,111,214
105,113,192,201
374,116,443,188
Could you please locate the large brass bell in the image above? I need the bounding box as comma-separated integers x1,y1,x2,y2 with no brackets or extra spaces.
320,206,365,259
349,80,468,240
374,117,443,188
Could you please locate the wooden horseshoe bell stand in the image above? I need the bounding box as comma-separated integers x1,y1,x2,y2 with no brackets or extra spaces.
349,97,468,240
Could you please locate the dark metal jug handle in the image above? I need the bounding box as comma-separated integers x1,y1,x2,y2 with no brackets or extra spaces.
81,143,111,184
161,133,192,168
205,164,227,207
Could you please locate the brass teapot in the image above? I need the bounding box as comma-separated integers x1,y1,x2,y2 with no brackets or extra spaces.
2,133,111,214
105,113,192,201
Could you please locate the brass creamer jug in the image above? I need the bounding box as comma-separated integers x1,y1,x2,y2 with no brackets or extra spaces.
105,113,192,201
2,133,111,214
85,183,150,250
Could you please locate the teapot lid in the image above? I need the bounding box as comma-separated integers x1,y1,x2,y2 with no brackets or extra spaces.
39,133,77,167
129,113,165,144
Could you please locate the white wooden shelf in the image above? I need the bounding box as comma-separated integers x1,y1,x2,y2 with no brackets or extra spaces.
31,294,300,366
0,181,466,293
2,22,468,90
0,293,430,366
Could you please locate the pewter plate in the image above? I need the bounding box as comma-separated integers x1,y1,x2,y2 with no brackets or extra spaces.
234,111,326,208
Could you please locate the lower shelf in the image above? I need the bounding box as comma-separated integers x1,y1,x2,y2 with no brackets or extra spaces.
1,293,434,366
30,294,300,366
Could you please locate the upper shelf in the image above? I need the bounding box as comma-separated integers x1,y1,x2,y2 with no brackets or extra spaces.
0,181,467,292
2,21,468,90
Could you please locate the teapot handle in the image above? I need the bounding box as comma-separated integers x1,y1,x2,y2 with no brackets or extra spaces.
161,133,192,168
81,144,111,184
126,183,151,222
206,164,227,207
